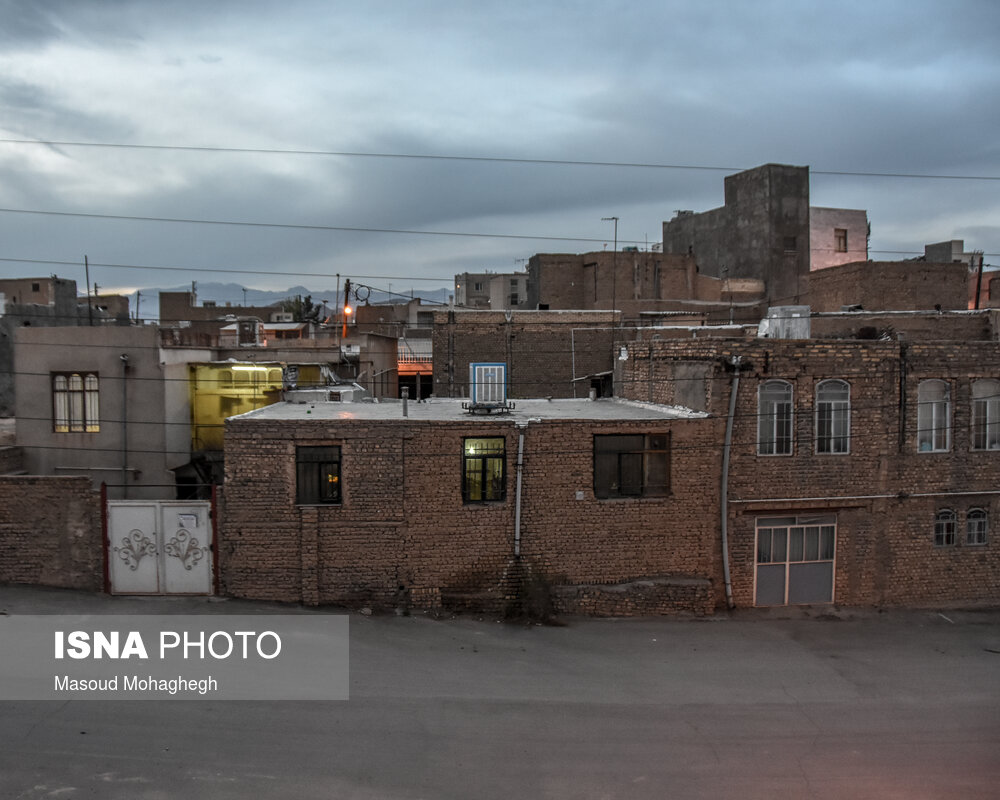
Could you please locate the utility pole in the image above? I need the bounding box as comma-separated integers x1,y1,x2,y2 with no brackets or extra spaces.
84,255,93,326
602,216,619,390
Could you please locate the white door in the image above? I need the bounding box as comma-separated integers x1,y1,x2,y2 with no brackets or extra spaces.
107,501,213,595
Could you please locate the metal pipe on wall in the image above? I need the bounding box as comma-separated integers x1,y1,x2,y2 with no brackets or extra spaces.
120,353,129,498
719,355,740,609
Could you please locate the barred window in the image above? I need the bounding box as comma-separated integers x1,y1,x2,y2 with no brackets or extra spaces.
52,372,100,433
463,437,506,502
296,446,341,505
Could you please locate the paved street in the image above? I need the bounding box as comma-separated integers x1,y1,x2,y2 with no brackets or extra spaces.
1,585,998,799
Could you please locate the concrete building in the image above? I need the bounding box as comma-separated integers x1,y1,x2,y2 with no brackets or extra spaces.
13,326,212,499
454,272,531,310
661,164,869,304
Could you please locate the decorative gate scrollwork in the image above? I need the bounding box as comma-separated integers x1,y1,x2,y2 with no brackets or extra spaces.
114,529,157,571
164,529,207,571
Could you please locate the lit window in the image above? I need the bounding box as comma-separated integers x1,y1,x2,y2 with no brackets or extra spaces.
933,509,956,547
296,446,341,505
834,228,848,252
758,380,793,455
816,379,850,454
52,372,99,432
593,434,669,499
463,437,506,502
966,508,989,546
971,379,1000,451
917,380,951,452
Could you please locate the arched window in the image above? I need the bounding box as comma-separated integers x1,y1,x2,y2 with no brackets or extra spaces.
917,380,950,452
971,379,1000,451
966,509,989,546
816,379,850,454
933,509,956,547
758,380,793,455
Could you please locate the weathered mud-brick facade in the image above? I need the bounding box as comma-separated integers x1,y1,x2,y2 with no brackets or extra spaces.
222,399,723,614
621,331,1000,608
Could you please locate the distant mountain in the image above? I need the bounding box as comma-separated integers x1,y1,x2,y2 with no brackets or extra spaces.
130,282,452,321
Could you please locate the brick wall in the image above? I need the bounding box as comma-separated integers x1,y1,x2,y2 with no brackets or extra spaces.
222,413,725,614
0,477,103,590
622,337,1000,608
808,261,969,311
431,310,618,398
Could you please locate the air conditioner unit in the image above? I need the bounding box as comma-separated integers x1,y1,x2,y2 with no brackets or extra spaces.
469,362,506,405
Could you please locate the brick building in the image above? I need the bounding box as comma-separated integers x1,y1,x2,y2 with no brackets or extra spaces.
807,260,970,312
222,398,721,614
620,313,1000,608
661,164,869,305
431,309,620,399
525,250,765,324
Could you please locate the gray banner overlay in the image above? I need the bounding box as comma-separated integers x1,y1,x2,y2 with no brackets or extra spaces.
0,615,349,700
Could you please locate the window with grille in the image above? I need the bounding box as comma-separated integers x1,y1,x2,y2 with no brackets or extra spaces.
463,437,506,502
296,446,342,505
52,372,100,432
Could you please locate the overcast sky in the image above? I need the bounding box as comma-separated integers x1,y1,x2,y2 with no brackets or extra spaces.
1,0,998,302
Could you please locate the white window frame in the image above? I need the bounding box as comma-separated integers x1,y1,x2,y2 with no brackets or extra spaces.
933,509,956,547
971,379,1000,451
815,379,850,454
52,372,100,433
966,508,989,546
917,380,951,453
758,380,793,456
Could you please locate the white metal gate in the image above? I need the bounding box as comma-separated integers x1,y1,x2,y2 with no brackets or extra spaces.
107,501,214,595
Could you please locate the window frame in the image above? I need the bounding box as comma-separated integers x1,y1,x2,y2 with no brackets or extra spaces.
462,436,507,503
815,379,850,455
971,379,1000,451
758,380,794,456
933,509,956,547
917,380,951,453
593,433,670,500
834,228,848,253
295,445,342,506
966,508,989,546
51,371,100,433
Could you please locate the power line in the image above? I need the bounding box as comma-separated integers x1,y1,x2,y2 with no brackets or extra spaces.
3,138,1000,181
0,207,628,245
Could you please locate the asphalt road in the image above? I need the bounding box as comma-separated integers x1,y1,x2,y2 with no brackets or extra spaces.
1,585,998,799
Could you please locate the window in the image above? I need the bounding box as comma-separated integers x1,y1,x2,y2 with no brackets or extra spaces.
52,372,99,432
966,509,989,546
815,379,850,454
463,437,506,502
834,228,848,252
933,510,956,547
917,380,951,452
758,380,793,455
971,379,1000,450
295,446,341,505
783,236,797,253
594,434,669,499
31,282,40,292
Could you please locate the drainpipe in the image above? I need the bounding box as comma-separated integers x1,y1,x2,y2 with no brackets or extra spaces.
514,429,525,556
120,353,129,499
719,355,740,609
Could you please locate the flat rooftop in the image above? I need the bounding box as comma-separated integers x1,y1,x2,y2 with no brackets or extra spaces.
232,397,706,423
